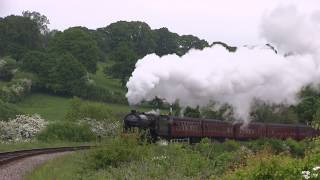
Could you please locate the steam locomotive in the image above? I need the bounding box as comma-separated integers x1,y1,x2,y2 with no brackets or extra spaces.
123,110,320,142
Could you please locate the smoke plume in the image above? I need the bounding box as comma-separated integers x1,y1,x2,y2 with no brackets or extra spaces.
126,6,320,122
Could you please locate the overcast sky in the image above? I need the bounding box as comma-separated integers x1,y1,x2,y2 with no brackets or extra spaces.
1,0,319,46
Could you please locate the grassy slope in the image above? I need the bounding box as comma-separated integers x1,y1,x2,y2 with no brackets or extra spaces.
15,93,71,121
15,62,158,121
14,63,127,121
15,93,153,122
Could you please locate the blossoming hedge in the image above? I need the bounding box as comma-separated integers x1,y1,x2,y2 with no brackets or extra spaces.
0,114,47,143
0,78,32,103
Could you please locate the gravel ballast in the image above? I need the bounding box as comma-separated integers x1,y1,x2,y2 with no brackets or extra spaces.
0,151,73,180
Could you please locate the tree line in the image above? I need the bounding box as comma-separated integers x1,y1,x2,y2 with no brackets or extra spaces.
1,11,319,125
0,11,212,101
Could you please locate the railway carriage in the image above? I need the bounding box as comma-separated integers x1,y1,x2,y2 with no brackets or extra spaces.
123,110,320,142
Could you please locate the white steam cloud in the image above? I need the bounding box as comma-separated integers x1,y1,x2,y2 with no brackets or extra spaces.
126,6,320,121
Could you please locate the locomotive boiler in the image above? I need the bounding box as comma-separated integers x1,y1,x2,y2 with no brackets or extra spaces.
123,110,320,142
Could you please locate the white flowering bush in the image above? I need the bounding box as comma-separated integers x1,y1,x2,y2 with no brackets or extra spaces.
0,78,32,102
79,117,120,138
302,166,320,179
0,114,47,143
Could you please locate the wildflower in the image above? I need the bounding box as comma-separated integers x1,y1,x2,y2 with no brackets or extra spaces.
312,173,318,178
152,155,167,161
313,166,320,171
302,171,310,179
157,140,168,146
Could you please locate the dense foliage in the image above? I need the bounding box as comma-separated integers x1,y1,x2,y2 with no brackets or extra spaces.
37,122,95,142
0,15,42,60
48,27,100,73
98,21,209,84
29,136,319,179
0,100,20,121
0,57,17,81
0,78,32,103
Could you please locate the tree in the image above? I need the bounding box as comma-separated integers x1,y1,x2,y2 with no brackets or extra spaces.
22,51,87,95
153,27,179,56
0,57,17,81
22,11,50,35
48,27,100,73
294,87,320,124
176,35,209,56
44,53,87,94
211,41,237,52
97,21,156,57
201,103,234,121
0,100,20,121
104,44,138,86
0,15,42,60
184,106,201,118
153,28,209,56
21,50,48,75
312,99,320,129
250,102,299,124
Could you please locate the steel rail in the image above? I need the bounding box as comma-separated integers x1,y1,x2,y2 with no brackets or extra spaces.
0,145,92,166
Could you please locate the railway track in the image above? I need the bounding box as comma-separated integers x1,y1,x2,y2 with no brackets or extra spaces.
0,146,92,166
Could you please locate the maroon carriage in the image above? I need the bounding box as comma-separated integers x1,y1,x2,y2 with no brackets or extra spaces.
202,119,234,139
171,117,202,138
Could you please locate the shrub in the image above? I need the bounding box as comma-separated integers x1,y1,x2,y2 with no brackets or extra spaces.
66,97,114,121
0,100,20,121
37,122,95,142
72,84,127,104
0,114,47,143
0,57,17,81
285,138,306,157
225,151,303,179
0,78,32,102
86,137,142,169
79,118,120,138
245,139,290,154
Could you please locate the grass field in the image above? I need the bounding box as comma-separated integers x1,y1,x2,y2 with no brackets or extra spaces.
15,93,158,122
15,93,71,121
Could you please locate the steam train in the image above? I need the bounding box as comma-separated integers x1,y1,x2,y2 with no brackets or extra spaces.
123,110,320,142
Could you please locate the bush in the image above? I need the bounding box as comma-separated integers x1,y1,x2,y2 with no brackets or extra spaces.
225,151,303,179
37,122,95,142
73,84,127,104
0,57,17,81
79,118,120,138
0,78,32,102
247,139,290,154
86,137,142,169
0,114,47,143
0,100,20,121
66,97,115,121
